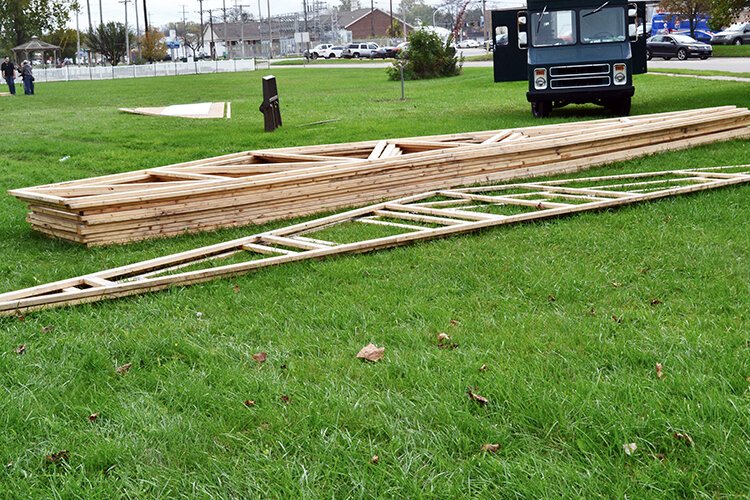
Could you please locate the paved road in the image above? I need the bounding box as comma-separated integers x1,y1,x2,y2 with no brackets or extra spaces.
647,57,750,73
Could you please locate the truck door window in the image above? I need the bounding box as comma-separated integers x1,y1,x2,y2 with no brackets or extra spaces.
518,13,528,48
531,10,576,47
495,26,509,46
580,7,626,44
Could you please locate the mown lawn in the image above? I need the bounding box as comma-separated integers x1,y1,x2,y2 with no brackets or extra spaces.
1,67,749,497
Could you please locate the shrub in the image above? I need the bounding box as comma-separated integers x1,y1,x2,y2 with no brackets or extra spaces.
387,29,463,81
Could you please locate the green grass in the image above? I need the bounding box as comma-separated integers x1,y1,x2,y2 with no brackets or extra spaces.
649,67,750,79
711,44,750,57
1,67,750,497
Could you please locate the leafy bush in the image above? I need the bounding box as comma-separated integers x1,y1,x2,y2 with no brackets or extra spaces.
387,29,463,81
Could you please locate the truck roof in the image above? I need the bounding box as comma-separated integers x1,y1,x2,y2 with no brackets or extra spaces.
526,0,629,10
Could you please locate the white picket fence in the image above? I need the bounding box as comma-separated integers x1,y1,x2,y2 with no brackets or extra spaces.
35,59,258,83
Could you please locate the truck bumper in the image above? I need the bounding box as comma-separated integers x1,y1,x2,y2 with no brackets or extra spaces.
527,87,635,104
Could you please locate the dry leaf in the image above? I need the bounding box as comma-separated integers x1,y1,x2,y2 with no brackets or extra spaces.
280,395,290,404
356,343,384,362
437,333,458,350
467,388,489,406
481,443,501,453
449,319,459,326
233,284,241,294
650,298,663,306
252,352,267,364
673,432,694,447
115,362,132,375
654,453,666,462
88,412,99,422
611,281,621,288
437,332,450,343
16,314,25,322
15,344,26,355
623,443,637,456
196,312,203,318
611,315,622,324
655,363,664,380
479,364,488,372
41,325,55,333
244,400,256,407
548,294,556,302
45,450,69,465
371,455,379,464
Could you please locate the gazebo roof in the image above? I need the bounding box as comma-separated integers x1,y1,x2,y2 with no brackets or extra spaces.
12,36,61,51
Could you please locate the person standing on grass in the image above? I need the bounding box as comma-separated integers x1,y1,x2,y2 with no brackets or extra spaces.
1,56,16,95
21,60,34,95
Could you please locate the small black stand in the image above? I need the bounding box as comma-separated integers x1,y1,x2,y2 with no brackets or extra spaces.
259,75,282,132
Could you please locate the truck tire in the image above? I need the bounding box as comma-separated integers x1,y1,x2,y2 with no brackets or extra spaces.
607,97,631,116
531,101,552,118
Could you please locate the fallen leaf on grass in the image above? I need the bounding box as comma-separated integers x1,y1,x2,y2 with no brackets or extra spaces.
467,388,489,406
356,343,384,362
371,455,379,464
280,395,290,404
115,363,132,375
547,294,556,302
611,281,622,288
41,325,55,333
479,364,488,372
437,333,458,350
45,450,69,465
15,344,26,355
653,453,666,462
232,284,241,294
481,443,501,453
16,314,25,322
650,298,663,306
655,363,665,380
673,432,694,447
252,352,267,364
244,400,256,407
611,315,622,324
623,443,637,456
449,319,460,327
88,412,99,422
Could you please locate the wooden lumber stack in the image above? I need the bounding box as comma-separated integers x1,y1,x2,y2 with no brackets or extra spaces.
10,106,750,246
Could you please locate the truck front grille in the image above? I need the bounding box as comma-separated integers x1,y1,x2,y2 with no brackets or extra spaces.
550,64,610,77
550,76,611,89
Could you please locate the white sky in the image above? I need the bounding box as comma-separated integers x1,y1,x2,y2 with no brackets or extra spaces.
69,0,520,30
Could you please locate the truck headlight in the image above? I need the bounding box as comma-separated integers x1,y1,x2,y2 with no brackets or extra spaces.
613,63,627,85
534,68,547,90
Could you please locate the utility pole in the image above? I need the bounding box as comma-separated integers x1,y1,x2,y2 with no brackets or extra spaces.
120,0,131,64
181,4,188,59
99,0,104,26
257,0,263,58
222,0,230,59
389,0,393,38
303,0,309,34
266,0,272,58
370,0,374,37
76,5,81,64
142,0,150,61
207,9,216,59
197,0,205,56
235,1,245,59
134,0,141,61
86,0,93,33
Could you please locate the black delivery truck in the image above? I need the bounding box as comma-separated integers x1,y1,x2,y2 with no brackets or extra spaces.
491,0,648,118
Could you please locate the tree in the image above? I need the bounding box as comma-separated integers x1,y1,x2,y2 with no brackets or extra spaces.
707,0,749,30
0,0,74,52
338,0,352,10
400,0,436,26
86,22,132,65
658,0,708,37
43,28,79,58
387,28,462,81
140,26,166,61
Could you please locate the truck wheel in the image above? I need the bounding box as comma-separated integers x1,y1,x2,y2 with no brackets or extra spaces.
734,38,743,45
531,101,552,118
608,97,631,116
677,48,688,60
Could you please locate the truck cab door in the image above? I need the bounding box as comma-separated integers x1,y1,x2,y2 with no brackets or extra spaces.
491,9,528,82
628,2,647,74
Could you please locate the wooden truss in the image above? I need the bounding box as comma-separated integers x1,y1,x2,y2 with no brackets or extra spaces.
9,106,750,246
1,165,748,316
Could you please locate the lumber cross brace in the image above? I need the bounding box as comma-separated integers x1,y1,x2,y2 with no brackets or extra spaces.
0,166,748,316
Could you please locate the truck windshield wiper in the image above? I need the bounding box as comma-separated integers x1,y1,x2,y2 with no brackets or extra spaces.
582,1,609,17
536,5,548,33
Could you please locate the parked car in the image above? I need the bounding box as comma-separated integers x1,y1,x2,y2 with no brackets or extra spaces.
370,45,401,59
305,43,333,59
646,34,712,60
674,29,714,43
456,39,482,48
341,42,379,58
710,22,750,45
319,46,344,59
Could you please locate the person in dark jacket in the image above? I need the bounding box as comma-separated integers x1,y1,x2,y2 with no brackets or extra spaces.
21,60,34,95
1,56,16,95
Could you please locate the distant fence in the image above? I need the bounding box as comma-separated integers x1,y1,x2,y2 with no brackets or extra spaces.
35,59,257,83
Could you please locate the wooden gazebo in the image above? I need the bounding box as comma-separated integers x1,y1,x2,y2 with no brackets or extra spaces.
12,36,61,66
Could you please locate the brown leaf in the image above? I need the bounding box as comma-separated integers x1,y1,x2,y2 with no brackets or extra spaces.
371,455,379,464
479,364,488,372
41,325,55,333
244,400,256,407
481,443,501,453
232,284,241,294
467,388,489,406
356,343,384,362
115,362,132,375
655,362,664,380
673,432,694,447
449,319,459,327
437,333,458,350
611,314,622,324
45,450,69,465
654,453,666,462
252,351,267,364
650,298,663,306
88,412,99,422
611,281,621,288
437,332,450,343
16,314,25,322
280,395,290,404
547,294,556,302
15,344,26,355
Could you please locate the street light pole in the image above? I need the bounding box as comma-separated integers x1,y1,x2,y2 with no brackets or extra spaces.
120,0,131,64
134,0,142,61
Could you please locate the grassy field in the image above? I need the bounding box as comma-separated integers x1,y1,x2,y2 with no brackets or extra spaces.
712,44,750,57
649,67,750,79
1,67,749,497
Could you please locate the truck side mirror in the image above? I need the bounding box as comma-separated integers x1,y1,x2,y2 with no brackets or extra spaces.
517,13,527,49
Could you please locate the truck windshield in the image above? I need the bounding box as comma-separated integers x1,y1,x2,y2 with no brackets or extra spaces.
531,10,576,47
580,7,626,44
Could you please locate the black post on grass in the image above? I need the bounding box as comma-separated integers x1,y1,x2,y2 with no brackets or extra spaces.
399,61,405,100
259,75,282,132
